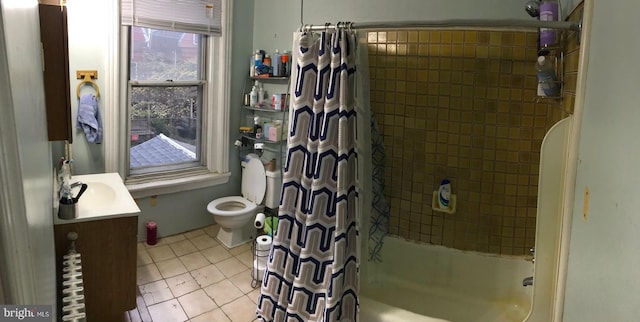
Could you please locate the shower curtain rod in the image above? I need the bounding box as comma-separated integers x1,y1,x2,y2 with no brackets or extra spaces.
301,19,581,33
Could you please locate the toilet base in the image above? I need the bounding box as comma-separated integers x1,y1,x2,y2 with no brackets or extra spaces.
216,223,255,248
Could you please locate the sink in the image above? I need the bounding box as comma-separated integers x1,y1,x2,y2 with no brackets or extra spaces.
74,182,117,208
54,172,140,224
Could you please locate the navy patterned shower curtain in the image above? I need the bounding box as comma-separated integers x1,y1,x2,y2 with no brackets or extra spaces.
256,29,359,322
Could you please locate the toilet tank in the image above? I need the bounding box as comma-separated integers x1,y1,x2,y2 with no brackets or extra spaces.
264,169,282,209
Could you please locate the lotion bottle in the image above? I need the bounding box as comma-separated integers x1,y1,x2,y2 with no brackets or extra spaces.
249,84,258,107
539,0,559,47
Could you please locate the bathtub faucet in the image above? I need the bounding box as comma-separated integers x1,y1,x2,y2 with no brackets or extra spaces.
522,276,533,287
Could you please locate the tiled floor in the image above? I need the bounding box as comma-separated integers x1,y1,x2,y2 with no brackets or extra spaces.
126,224,261,322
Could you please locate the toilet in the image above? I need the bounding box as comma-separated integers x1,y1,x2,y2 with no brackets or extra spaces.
206,153,281,248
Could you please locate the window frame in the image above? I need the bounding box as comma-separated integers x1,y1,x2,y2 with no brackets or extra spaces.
105,0,231,198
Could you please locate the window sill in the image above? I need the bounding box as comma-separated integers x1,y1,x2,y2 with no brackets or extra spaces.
125,170,230,199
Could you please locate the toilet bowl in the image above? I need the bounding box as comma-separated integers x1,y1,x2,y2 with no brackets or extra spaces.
206,196,261,248
206,154,268,248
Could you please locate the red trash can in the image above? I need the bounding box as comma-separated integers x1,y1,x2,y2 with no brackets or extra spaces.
146,221,157,245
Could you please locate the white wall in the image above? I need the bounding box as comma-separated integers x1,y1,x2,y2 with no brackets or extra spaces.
61,0,111,174
253,0,533,55
0,0,56,312
563,1,640,321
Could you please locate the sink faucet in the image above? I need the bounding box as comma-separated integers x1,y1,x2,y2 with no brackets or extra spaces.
523,276,533,287
70,181,83,189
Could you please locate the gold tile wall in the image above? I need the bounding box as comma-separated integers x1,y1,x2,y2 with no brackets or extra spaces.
367,27,579,255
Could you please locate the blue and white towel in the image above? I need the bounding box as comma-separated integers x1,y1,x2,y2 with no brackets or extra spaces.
76,93,102,143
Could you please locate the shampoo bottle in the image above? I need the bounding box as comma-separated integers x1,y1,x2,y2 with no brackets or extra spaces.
535,55,560,96
438,179,451,209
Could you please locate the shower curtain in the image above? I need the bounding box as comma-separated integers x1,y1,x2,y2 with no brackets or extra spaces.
257,29,359,322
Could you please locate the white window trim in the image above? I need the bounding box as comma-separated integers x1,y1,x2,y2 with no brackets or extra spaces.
105,0,232,199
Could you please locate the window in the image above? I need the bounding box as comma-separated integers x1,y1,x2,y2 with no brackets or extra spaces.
128,27,204,175
107,0,231,198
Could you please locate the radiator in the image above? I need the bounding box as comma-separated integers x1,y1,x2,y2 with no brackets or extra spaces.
60,232,86,322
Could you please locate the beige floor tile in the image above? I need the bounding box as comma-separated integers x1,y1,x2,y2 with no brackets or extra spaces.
184,228,206,239
177,289,217,318
137,263,163,285
137,248,153,266
140,280,174,306
235,250,254,269
165,272,200,298
146,237,169,248
228,269,257,294
162,233,187,244
147,299,188,322
220,295,257,322
190,264,226,288
169,239,198,257
216,257,249,278
228,242,252,256
137,242,147,253
179,252,211,272
201,245,232,264
203,225,221,238
148,245,176,262
189,308,231,322
247,288,261,305
190,234,220,251
203,280,244,306
157,258,188,278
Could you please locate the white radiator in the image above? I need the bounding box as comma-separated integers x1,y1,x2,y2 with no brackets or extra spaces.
60,232,86,322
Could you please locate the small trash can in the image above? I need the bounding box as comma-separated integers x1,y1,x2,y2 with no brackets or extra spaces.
146,221,157,245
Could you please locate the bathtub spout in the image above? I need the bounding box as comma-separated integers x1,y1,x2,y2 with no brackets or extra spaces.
522,276,533,287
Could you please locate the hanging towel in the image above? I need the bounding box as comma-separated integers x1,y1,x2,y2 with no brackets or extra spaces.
76,93,102,143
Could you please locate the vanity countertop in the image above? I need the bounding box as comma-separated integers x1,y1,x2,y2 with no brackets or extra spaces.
54,172,140,225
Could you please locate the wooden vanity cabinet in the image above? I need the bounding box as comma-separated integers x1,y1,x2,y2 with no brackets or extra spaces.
38,0,72,142
54,216,138,322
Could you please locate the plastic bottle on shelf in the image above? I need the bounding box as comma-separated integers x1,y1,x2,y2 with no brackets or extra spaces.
258,82,265,107
249,55,255,77
272,50,281,77
250,83,258,107
254,50,263,76
264,55,272,75
254,50,263,67
535,55,560,97
254,116,262,139
281,51,290,76
539,0,559,47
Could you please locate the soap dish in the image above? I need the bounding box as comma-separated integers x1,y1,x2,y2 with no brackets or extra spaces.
432,191,456,214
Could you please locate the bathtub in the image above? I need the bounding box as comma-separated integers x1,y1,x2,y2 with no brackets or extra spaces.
359,236,533,322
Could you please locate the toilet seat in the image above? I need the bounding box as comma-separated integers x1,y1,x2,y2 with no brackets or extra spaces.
241,155,266,204
207,196,257,216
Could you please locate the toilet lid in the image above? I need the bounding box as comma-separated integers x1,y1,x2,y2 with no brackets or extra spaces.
242,155,266,204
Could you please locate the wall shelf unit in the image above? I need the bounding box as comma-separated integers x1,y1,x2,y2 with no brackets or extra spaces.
238,73,290,171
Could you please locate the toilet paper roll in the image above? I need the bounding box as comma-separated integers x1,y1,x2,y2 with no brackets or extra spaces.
254,212,266,229
256,235,272,251
252,260,266,281
255,235,272,269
